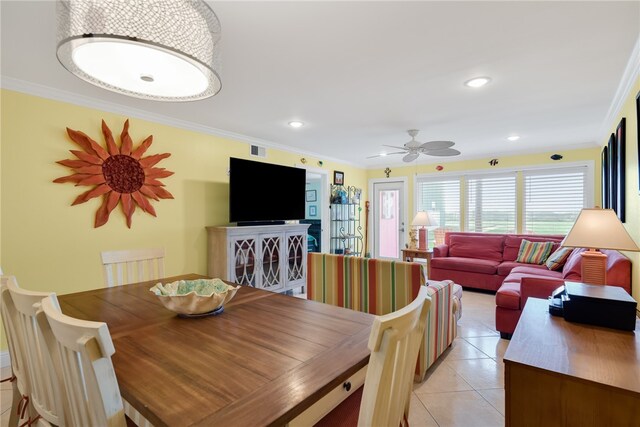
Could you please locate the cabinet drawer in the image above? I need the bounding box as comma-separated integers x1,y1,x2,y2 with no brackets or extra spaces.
288,365,367,427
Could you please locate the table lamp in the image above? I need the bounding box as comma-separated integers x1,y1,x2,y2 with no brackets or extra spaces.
411,211,437,251
561,208,639,285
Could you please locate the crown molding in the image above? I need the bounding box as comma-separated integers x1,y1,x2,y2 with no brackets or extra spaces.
600,35,640,143
0,76,365,168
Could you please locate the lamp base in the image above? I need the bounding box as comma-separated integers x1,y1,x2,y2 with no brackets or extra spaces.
580,249,607,285
418,228,427,251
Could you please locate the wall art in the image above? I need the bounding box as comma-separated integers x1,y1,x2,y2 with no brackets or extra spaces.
601,145,609,208
54,119,174,228
615,117,625,222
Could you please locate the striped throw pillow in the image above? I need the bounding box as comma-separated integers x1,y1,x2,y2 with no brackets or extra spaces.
515,240,555,265
545,247,573,271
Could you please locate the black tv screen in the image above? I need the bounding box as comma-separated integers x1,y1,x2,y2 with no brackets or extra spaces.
229,157,306,224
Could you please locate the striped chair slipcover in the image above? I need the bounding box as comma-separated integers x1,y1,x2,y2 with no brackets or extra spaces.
307,253,457,381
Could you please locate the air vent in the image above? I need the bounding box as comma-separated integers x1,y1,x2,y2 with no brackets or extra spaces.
250,145,266,158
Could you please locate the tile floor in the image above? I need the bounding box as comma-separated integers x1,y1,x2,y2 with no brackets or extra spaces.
409,290,509,427
0,289,508,427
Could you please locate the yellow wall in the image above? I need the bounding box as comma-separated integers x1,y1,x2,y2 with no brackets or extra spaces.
0,89,366,294
600,77,640,296
367,146,601,234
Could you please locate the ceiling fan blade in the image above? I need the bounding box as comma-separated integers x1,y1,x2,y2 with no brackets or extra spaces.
421,140,455,150
403,153,420,162
425,148,461,157
383,144,408,151
366,151,406,159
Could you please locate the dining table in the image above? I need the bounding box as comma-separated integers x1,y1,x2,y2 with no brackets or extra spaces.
57,274,374,427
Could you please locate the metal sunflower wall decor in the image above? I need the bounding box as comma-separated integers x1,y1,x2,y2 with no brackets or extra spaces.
54,119,174,228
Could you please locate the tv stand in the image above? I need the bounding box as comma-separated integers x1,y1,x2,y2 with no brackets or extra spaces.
237,221,285,226
206,223,310,293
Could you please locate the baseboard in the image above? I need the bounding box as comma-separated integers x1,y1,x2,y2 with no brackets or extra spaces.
0,350,10,369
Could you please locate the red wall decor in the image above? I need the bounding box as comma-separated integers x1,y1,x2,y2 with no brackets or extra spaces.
54,119,174,228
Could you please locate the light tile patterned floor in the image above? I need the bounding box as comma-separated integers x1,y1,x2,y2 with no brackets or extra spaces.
410,289,507,427
0,289,507,427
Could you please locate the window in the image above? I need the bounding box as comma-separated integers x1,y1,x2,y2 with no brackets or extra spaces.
416,178,460,247
523,167,586,235
466,173,517,233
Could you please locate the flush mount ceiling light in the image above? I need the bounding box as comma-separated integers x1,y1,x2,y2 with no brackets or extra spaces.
507,135,520,141
464,77,492,88
56,0,221,101
288,121,305,128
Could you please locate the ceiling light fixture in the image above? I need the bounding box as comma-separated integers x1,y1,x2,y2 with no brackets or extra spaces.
507,135,520,141
56,0,221,101
288,121,304,128
464,77,492,88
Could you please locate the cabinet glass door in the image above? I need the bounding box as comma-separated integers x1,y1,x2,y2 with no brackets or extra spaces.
287,233,305,282
259,235,284,291
232,238,256,286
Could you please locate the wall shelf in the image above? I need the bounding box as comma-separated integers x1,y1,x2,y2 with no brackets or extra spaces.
329,185,363,256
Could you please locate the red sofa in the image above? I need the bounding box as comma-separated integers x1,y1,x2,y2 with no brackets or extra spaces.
430,232,565,291
496,247,631,338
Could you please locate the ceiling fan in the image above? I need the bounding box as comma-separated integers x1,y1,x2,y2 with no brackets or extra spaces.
368,129,461,162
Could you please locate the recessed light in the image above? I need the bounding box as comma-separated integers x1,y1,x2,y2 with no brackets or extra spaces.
507,135,520,141
288,121,304,128
380,152,387,157
464,77,492,88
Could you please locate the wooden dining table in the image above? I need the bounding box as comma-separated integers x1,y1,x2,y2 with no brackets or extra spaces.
57,274,374,427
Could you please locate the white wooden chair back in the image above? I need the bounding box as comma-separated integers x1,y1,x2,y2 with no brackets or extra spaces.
6,278,66,426
40,295,126,427
101,247,165,287
358,286,432,427
0,276,31,427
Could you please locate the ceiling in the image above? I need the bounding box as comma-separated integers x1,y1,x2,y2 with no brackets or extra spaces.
1,1,639,168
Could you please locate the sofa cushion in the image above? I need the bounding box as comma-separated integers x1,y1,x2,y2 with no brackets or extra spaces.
545,247,573,271
503,268,563,285
448,234,504,262
503,235,563,262
562,247,586,280
497,261,547,277
515,240,555,265
430,257,499,274
495,282,521,310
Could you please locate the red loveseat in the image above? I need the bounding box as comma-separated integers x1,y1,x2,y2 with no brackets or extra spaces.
430,232,564,291
496,247,631,338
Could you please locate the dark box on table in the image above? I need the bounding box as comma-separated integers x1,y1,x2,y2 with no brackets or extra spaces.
562,282,637,331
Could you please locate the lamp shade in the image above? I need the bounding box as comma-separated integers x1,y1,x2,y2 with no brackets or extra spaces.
56,0,221,101
562,208,639,251
411,211,437,227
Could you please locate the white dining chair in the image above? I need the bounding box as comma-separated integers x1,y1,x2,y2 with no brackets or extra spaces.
0,276,32,427
316,286,432,427
7,277,67,426
101,248,165,287
39,294,128,427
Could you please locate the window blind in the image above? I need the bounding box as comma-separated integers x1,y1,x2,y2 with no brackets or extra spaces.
523,167,586,235
416,178,461,232
466,173,517,233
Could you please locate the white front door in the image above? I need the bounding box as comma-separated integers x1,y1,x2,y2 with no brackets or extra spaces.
372,180,407,259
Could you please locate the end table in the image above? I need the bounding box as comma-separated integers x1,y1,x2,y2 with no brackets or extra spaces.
401,248,433,277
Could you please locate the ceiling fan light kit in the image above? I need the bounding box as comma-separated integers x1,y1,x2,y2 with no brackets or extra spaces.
56,0,222,101
370,129,461,162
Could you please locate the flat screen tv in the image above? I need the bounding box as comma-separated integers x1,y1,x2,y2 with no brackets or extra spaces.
229,157,306,225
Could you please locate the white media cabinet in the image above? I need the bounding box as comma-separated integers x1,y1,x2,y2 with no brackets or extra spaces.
206,224,310,293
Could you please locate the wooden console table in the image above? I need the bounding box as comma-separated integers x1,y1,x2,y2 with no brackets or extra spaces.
504,298,640,426
401,248,432,276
